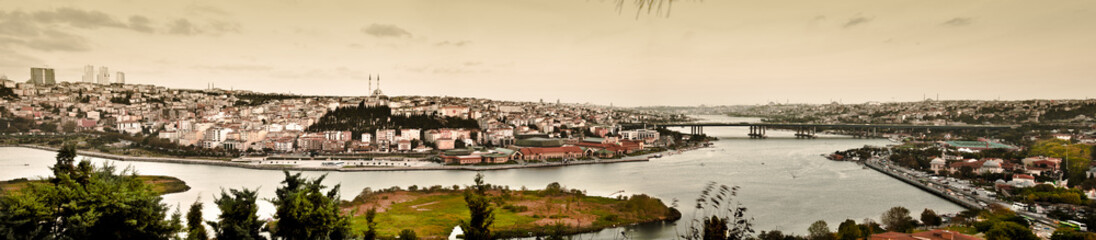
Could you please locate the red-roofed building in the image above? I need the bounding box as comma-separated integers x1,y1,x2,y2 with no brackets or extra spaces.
871,230,979,240
519,146,586,160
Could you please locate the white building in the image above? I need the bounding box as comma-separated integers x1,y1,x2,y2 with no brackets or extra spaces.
82,65,94,83
97,66,110,85
115,72,125,84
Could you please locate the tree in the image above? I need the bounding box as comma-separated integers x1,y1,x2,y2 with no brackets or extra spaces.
807,220,833,240
0,147,182,239
50,145,78,184
186,200,208,240
881,206,916,233
1051,228,1096,240
959,166,975,179
920,209,942,226
269,171,352,240
985,221,1038,240
836,219,862,240
459,173,495,240
362,208,377,240
208,188,265,240
398,229,418,240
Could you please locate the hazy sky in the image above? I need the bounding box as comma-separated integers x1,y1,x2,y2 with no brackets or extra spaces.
2,0,1094,106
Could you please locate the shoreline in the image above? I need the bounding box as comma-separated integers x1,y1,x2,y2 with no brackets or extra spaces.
3,144,706,172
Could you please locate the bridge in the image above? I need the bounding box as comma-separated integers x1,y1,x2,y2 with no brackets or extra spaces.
629,122,1017,139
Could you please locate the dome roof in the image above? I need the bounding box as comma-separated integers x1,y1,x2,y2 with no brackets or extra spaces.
930,157,946,164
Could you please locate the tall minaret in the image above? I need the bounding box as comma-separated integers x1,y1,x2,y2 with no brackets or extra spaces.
368,75,373,94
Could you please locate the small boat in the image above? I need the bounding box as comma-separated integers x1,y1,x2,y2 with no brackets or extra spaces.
652,154,663,158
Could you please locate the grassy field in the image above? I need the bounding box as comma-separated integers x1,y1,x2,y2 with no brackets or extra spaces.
342,187,679,239
0,175,190,196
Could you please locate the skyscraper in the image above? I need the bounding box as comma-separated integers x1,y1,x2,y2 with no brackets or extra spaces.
83,65,94,83
97,66,110,85
116,72,125,84
30,67,55,85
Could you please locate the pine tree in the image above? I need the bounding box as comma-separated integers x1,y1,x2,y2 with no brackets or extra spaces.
459,173,495,240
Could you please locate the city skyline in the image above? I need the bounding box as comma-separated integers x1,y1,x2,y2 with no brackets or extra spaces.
2,0,1095,106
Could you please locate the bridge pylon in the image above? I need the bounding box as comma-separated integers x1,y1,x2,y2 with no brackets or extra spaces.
748,125,767,139
794,127,817,139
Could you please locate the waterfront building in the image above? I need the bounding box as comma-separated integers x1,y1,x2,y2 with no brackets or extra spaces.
29,67,55,85
518,146,586,161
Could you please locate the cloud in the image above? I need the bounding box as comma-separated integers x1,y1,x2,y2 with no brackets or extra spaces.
168,19,201,35
1,8,158,35
128,16,155,33
843,17,872,28
23,30,92,52
32,7,126,29
435,40,471,47
361,24,412,38
0,11,39,36
208,20,242,33
942,17,973,27
168,18,241,36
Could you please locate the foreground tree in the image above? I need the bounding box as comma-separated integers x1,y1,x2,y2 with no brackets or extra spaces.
361,208,377,240
208,188,265,240
920,209,942,227
836,219,861,240
881,206,916,233
681,182,754,240
459,173,495,240
186,200,209,240
985,221,1038,240
807,220,833,240
0,145,182,239
269,171,352,240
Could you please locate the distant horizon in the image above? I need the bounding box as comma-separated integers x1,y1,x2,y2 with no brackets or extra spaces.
15,77,1096,108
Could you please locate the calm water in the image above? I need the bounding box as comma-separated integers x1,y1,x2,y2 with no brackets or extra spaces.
0,116,963,239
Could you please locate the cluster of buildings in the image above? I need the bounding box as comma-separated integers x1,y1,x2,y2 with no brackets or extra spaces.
2,70,678,165
703,99,1096,126
82,65,124,85
20,66,124,86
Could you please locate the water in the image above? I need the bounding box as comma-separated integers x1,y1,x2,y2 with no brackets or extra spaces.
0,115,963,239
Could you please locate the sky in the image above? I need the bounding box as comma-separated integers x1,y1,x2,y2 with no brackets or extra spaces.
1,0,1095,106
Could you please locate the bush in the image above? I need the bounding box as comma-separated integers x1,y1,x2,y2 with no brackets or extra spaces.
502,204,529,213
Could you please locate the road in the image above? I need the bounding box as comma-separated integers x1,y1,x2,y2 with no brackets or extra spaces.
865,156,1058,238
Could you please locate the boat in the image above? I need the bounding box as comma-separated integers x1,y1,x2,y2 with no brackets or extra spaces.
652,154,663,158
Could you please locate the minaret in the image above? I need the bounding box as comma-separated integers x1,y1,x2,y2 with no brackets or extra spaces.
368,75,372,95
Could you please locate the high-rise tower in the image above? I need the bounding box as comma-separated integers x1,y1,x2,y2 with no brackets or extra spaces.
30,67,55,85
97,66,110,85
116,72,125,84
82,65,94,83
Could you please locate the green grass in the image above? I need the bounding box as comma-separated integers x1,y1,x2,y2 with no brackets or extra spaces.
1,175,190,196
345,189,678,238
